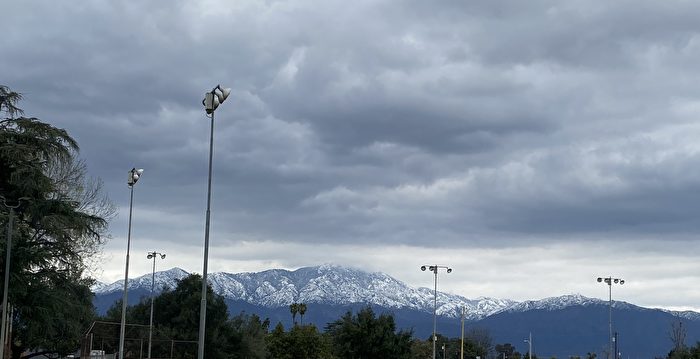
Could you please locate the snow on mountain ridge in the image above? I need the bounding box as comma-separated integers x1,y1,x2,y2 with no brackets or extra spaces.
92,265,515,319
497,293,602,314
93,266,698,320
95,267,190,293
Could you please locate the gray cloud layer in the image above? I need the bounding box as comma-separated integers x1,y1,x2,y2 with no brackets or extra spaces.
4,0,700,308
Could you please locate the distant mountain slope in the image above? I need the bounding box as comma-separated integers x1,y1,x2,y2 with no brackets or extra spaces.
92,265,700,357
93,267,189,294
93,264,515,320
477,300,699,358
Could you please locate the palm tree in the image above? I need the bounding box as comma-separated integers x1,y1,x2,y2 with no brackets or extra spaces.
289,302,299,325
298,303,307,325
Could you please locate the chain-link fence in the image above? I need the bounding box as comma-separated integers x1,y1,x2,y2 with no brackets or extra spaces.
81,321,197,359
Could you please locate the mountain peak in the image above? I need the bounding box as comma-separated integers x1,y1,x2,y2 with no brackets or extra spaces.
93,264,512,319
92,265,699,322
94,267,190,294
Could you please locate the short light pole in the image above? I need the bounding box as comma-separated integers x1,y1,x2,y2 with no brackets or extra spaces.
597,276,624,359
460,306,465,359
0,196,24,359
524,332,532,359
146,251,166,359
118,168,144,359
198,85,231,359
421,265,452,359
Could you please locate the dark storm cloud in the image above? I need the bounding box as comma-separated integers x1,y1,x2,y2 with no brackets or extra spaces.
4,0,700,252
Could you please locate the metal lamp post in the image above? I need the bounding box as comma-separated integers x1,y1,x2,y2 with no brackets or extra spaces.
597,276,624,359
460,306,465,359
198,84,231,359
146,251,165,359
0,196,25,359
421,265,452,359
118,167,144,359
524,332,532,359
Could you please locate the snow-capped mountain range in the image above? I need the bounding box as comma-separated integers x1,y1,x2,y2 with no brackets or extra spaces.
92,264,700,321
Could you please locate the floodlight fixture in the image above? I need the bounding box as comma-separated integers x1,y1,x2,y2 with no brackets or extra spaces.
203,84,231,114
421,264,453,359
597,276,625,359
128,168,144,187
119,167,145,358
146,251,166,359
199,83,232,359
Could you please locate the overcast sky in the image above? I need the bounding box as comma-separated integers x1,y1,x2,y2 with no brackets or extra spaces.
4,0,700,311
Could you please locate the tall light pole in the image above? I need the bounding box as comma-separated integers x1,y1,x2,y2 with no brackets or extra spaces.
146,251,165,359
198,84,231,359
0,196,24,359
524,332,532,359
421,265,452,359
118,168,144,359
597,276,624,359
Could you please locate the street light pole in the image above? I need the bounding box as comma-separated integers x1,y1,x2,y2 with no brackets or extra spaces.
0,197,23,359
421,265,452,359
198,85,231,359
460,306,465,359
524,332,532,359
147,251,165,359
597,276,624,359
118,168,144,359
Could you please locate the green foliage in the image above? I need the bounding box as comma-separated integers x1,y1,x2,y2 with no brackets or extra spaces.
496,342,522,359
412,333,491,359
0,85,114,358
668,341,700,359
410,338,431,358
266,323,333,359
15,273,95,356
326,306,413,359
226,313,270,359
103,274,232,359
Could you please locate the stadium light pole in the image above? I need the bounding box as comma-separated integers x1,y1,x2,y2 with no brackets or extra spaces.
421,264,452,359
198,84,231,359
597,276,624,359
0,196,25,359
524,332,532,359
147,251,166,359
460,306,466,359
118,168,144,359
